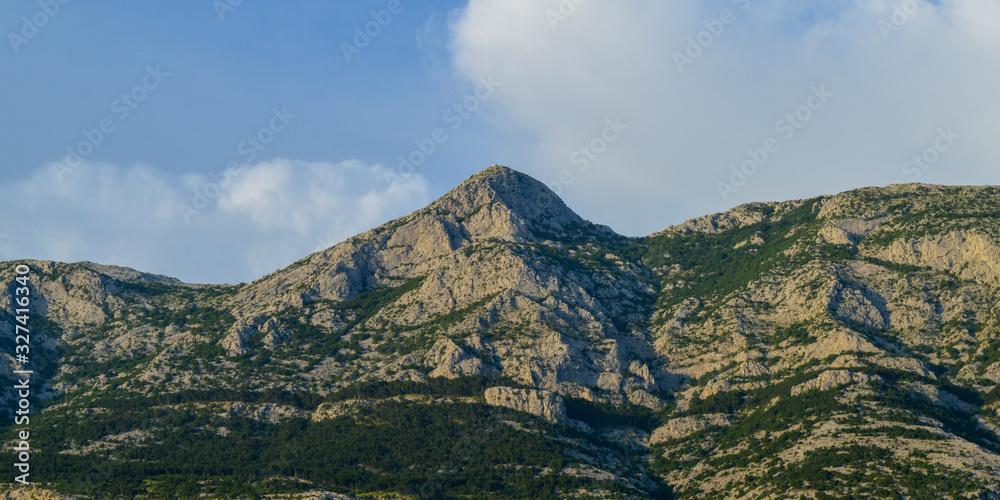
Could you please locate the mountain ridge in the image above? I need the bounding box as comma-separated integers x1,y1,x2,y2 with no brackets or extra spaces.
19,170,986,288
3,166,1000,499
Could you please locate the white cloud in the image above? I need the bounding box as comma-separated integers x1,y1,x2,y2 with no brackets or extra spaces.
0,160,431,284
449,0,1000,235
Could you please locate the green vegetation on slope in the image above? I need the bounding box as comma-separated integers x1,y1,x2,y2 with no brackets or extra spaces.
15,388,661,499
641,200,850,320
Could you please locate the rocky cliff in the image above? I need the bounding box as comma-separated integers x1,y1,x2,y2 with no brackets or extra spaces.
2,168,1000,499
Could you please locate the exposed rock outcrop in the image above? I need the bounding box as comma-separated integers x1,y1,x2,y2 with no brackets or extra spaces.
484,386,567,423
5,172,1000,499
649,414,731,444
789,369,878,396
425,339,497,379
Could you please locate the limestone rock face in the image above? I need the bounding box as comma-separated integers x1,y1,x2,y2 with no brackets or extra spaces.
0,486,79,499
653,202,776,236
484,386,567,423
6,172,1000,498
905,381,979,413
627,389,664,409
229,165,615,317
829,285,888,331
220,314,278,356
217,402,307,423
789,370,877,396
424,339,497,379
701,379,732,399
818,226,858,246
734,360,769,378
649,414,731,444
875,230,1000,285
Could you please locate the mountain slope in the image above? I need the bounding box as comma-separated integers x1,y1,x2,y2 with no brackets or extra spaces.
2,169,1000,499
643,185,1000,498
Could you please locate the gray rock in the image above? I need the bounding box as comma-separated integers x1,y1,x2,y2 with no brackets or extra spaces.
484,386,567,423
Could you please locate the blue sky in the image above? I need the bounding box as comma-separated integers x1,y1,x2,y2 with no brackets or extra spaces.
2,1,999,283
1,1,518,188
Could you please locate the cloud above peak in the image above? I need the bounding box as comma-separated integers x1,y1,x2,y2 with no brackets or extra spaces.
449,0,1000,235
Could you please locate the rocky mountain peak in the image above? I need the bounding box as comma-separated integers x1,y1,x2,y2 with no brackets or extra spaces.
6,180,1000,499
428,164,607,241
229,165,618,315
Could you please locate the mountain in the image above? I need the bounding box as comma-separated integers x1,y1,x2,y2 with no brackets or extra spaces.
2,166,1000,499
